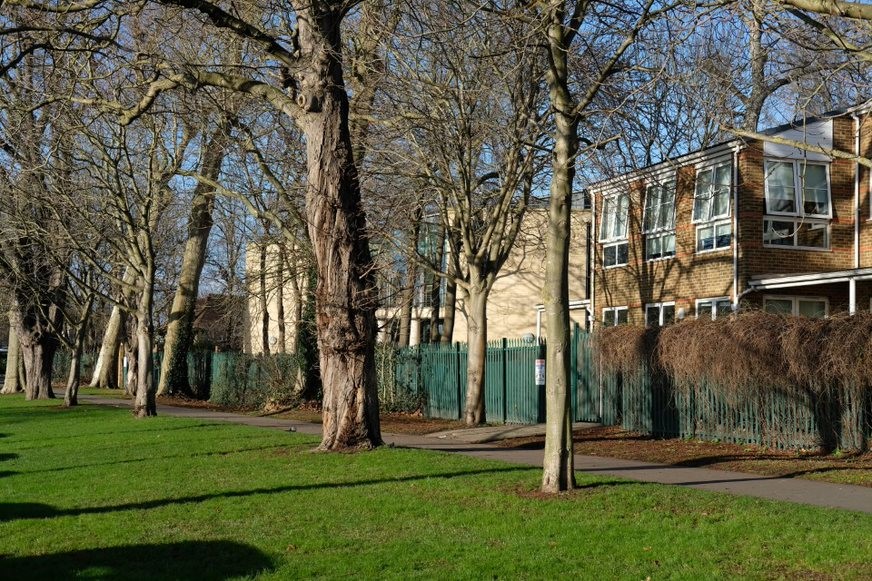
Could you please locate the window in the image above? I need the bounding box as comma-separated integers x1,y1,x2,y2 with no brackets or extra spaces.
693,162,731,222
696,297,732,320
763,296,828,318
643,180,676,260
697,220,732,252
763,219,829,249
600,192,629,267
645,302,675,327
602,307,628,327
764,160,830,218
693,163,732,252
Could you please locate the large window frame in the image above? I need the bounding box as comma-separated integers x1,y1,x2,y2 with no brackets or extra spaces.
693,161,732,253
763,295,829,318
763,159,831,219
642,178,676,261
696,297,732,320
645,302,676,327
602,306,629,327
599,192,630,268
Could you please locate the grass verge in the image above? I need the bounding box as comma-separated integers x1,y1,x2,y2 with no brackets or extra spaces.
4,395,869,579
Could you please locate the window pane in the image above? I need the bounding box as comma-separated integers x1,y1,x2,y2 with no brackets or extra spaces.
616,242,628,265
801,165,829,215
660,182,676,229
644,186,659,231
698,225,714,251
616,309,628,325
798,300,826,318
766,161,796,213
662,305,675,325
764,220,795,246
715,300,733,318
603,310,615,326
646,236,661,260
764,299,793,314
715,222,731,248
600,197,613,239
662,234,676,257
796,222,828,248
646,306,660,327
697,302,713,320
603,244,616,267
694,169,712,221
613,194,629,238
713,164,731,217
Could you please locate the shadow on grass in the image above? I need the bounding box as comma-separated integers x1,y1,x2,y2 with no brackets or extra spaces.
0,470,17,478
1,466,530,522
21,443,291,475
0,452,18,462
1,540,275,580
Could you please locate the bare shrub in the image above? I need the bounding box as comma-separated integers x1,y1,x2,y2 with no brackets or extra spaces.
594,325,652,374
822,311,872,392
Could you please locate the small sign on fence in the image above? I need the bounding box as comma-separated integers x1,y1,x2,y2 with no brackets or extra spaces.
534,359,545,386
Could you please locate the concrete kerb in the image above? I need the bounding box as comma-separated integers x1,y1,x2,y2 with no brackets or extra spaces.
76,394,872,514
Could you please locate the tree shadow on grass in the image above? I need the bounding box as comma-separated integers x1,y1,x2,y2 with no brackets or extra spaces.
1,466,530,522
0,470,17,478
0,452,18,462
0,540,275,580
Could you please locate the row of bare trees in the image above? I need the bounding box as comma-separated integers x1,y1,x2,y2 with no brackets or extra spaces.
0,0,869,490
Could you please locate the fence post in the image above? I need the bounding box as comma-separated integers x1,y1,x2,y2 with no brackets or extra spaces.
501,338,508,424
571,323,579,422
455,342,463,420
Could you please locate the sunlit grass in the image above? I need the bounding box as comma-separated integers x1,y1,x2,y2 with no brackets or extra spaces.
1,395,870,580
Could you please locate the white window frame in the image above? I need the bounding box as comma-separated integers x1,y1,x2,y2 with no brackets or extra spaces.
763,295,829,318
599,192,630,242
762,217,830,251
645,301,676,327
692,161,732,223
642,178,676,261
696,219,732,253
602,241,628,269
695,297,732,320
763,159,832,219
602,306,629,327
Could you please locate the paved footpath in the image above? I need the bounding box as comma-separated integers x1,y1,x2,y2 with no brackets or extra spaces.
80,394,872,514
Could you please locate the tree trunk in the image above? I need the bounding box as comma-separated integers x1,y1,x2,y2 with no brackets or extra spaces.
428,228,446,344
158,122,227,396
259,242,271,355
541,10,577,494
64,347,82,407
298,11,381,451
90,305,124,389
20,336,58,400
463,285,488,425
125,339,138,397
1,324,22,394
133,312,156,417
440,267,458,344
275,244,287,354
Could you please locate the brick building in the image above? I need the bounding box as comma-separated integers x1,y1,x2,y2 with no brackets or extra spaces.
590,100,872,328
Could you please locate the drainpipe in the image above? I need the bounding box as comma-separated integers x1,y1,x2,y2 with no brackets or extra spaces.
590,190,596,329
732,145,741,309
853,113,861,271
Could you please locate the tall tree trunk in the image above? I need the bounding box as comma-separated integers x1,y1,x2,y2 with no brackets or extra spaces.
64,344,82,407
440,253,459,344
158,122,228,396
90,305,124,389
258,242,271,355
124,335,138,397
397,215,422,347
298,10,381,451
20,335,58,400
541,8,576,493
463,284,488,425
1,324,22,394
428,228,446,344
133,280,157,417
275,243,287,354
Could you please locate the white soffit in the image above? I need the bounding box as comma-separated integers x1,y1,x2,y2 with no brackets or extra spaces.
763,119,833,162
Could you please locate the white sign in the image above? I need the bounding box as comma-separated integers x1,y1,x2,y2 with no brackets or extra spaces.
535,359,545,386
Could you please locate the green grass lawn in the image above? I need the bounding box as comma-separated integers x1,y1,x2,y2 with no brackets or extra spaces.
1,396,870,580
